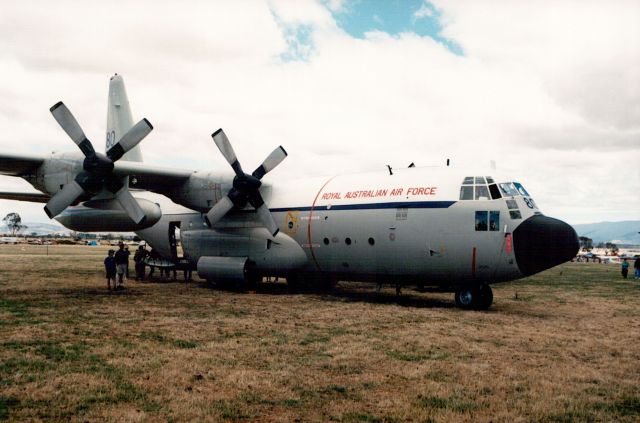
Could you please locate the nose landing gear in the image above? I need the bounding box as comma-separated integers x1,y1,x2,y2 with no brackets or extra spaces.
454,284,493,310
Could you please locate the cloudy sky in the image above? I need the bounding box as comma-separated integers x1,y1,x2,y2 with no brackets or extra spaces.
0,0,638,226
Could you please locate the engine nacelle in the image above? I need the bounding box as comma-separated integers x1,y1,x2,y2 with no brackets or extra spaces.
55,197,161,232
197,256,250,282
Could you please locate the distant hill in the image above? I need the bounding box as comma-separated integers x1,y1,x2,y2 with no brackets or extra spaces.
572,221,640,245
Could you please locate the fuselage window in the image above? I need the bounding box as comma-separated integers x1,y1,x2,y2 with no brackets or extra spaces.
509,210,522,220
475,176,486,184
489,211,500,231
488,184,502,199
486,176,495,184
463,176,474,185
475,185,490,200
506,199,518,210
475,211,488,231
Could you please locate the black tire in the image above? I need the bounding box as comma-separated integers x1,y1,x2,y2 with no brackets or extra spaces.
455,285,493,310
455,287,476,310
476,284,493,310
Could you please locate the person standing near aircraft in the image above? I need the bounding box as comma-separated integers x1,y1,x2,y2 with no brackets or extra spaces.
114,242,130,289
621,258,629,279
104,249,116,291
134,245,148,281
634,257,640,280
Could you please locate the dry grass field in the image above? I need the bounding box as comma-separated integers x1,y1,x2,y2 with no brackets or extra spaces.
1,244,639,422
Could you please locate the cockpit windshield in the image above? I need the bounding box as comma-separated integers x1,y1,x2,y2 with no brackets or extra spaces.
459,176,501,200
498,182,530,197
513,182,529,196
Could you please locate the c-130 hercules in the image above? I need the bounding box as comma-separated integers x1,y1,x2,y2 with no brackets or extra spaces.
0,75,579,309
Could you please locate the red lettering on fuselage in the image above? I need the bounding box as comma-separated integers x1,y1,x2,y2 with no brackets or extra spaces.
407,187,436,196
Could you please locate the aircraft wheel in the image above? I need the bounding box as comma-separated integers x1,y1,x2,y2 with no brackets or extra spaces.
476,284,493,310
455,285,493,310
286,273,301,292
455,288,476,309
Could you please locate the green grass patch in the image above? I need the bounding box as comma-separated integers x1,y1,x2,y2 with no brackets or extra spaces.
172,339,197,349
0,396,20,420
594,395,640,416
300,331,331,345
417,395,479,413
387,346,449,362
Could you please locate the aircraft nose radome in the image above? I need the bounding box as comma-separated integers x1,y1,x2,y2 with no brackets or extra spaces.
513,215,579,277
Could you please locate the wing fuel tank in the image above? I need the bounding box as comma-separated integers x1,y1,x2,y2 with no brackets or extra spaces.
55,197,161,232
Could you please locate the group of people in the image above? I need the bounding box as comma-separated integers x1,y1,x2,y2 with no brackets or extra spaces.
621,257,640,280
103,243,156,290
104,242,192,290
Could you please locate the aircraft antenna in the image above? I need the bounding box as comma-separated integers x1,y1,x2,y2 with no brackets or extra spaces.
386,165,393,175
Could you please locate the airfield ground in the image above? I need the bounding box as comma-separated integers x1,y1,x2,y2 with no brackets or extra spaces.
0,245,639,422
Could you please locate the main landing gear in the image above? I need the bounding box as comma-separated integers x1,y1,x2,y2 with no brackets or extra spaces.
454,284,493,310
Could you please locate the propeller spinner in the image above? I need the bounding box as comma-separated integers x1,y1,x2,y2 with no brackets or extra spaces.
205,129,287,237
44,102,153,224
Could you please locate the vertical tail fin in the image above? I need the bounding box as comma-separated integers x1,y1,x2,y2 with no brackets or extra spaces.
106,74,143,162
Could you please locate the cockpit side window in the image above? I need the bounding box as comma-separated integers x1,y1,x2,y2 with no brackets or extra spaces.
488,184,502,199
475,211,488,231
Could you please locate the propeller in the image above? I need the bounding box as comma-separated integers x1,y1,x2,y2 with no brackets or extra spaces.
44,101,153,224
206,129,287,236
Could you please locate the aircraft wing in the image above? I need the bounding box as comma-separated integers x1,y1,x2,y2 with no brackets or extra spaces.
0,152,45,176
113,161,193,192
0,152,194,201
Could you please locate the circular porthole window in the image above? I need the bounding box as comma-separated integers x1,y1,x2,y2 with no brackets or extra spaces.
323,237,330,245
345,237,352,245
368,237,375,246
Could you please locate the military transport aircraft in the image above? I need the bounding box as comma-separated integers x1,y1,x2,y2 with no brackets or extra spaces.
0,75,579,309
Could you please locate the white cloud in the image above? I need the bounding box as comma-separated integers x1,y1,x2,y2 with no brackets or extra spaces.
0,0,638,226
414,2,434,20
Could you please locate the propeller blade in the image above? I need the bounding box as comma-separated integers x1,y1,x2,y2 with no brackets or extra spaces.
212,129,243,177
107,118,153,162
50,102,95,157
205,195,234,227
252,146,287,179
114,186,146,224
43,180,85,219
247,191,279,237
255,203,279,237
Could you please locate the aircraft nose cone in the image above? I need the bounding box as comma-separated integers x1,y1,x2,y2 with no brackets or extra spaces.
513,215,579,276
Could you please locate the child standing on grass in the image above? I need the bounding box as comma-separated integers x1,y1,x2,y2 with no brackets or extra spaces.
104,249,116,290
621,258,629,279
